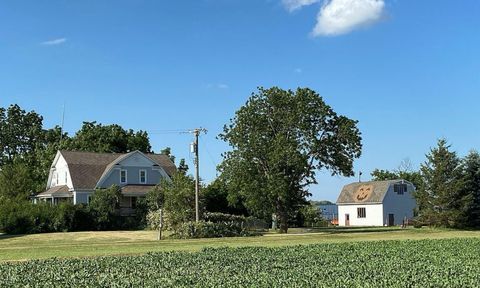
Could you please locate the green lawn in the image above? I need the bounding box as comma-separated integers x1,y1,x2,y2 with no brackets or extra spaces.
1,227,480,262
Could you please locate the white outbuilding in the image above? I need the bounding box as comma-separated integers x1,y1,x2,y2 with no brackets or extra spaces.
336,179,416,227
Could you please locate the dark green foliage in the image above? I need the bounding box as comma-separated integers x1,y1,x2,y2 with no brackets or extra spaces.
203,178,248,216
298,203,323,227
177,158,189,175
0,104,44,166
0,104,53,195
0,200,92,234
146,185,164,211
1,238,479,286
172,220,250,239
70,121,151,153
0,160,35,201
160,173,196,230
219,87,362,233
88,185,122,230
416,139,467,227
461,151,480,228
203,212,248,224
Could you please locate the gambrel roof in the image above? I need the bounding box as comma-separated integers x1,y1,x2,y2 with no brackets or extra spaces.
336,179,413,205
57,150,176,190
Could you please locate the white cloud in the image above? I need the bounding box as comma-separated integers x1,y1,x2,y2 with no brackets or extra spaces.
294,68,303,73
312,0,385,36
41,38,67,46
282,0,319,12
206,83,229,90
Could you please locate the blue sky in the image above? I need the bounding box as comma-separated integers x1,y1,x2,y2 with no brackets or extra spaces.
1,0,479,201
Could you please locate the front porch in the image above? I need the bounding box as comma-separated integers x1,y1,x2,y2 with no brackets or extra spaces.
118,185,153,215
35,185,73,205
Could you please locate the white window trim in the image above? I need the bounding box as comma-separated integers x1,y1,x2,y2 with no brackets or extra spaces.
120,169,128,184
139,169,147,184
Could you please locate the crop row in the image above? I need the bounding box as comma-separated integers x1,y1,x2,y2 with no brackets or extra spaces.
1,238,479,287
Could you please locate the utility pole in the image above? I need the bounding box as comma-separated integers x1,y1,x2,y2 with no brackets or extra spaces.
191,128,207,222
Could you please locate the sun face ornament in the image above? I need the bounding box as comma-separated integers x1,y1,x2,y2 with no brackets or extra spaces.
354,184,373,202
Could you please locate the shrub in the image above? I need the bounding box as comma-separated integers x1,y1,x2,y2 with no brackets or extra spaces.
204,212,247,223
172,220,250,239
0,200,58,234
204,212,269,232
88,185,122,230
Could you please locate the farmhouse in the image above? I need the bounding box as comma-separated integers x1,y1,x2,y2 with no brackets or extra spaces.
35,150,175,212
336,180,416,227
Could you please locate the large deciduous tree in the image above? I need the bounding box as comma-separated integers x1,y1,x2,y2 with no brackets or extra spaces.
0,104,44,166
219,87,362,233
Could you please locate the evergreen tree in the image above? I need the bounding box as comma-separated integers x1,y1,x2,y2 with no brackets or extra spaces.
461,150,480,227
417,139,465,227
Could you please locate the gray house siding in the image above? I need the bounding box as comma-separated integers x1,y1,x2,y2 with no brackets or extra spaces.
382,183,416,225
100,166,164,188
75,190,94,204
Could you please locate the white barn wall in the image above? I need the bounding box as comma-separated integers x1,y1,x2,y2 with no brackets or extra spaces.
338,204,383,226
382,184,416,225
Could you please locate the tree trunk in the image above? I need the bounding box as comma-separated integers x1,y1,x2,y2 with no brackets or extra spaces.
279,215,288,233
276,198,289,233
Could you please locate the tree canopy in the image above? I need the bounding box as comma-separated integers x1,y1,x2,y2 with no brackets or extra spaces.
219,87,362,232
70,121,151,153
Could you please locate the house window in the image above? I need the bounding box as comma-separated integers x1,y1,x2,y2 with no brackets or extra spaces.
120,170,127,184
87,195,92,204
139,170,147,184
394,184,407,195
357,207,366,218
64,171,68,184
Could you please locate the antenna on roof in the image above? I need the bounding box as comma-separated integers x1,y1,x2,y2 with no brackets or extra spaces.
60,102,65,142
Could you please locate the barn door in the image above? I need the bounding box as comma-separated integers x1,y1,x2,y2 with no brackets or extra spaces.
388,214,395,226
345,214,350,226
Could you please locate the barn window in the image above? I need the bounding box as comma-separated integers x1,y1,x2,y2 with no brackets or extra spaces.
394,184,407,195
357,207,366,218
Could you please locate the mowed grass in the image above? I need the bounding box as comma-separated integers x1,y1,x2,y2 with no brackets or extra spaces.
1,227,480,262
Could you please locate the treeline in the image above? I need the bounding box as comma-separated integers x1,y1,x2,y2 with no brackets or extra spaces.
372,139,480,228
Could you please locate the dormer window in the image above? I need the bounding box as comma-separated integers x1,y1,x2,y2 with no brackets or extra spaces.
394,184,407,195
120,170,127,184
139,170,147,184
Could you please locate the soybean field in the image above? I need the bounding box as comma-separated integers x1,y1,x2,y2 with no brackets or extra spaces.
1,238,479,287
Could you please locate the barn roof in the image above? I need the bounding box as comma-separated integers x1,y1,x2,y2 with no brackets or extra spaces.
336,179,411,205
